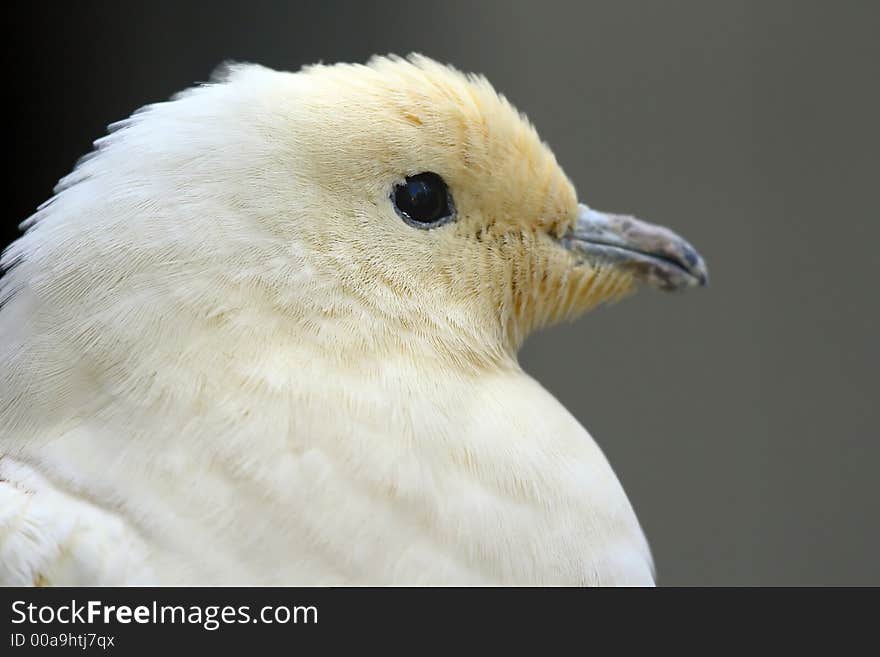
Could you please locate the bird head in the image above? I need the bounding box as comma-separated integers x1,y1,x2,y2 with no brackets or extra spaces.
3,55,706,374
250,55,706,358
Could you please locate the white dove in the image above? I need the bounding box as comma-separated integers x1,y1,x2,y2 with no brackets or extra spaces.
0,55,707,586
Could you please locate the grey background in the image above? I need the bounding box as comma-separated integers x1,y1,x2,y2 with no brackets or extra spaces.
5,1,878,585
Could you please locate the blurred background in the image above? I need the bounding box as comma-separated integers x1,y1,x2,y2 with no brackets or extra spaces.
6,1,878,585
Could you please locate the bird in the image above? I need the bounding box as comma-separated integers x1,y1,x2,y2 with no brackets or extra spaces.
0,55,707,586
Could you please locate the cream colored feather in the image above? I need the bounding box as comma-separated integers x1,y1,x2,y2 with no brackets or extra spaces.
0,55,662,585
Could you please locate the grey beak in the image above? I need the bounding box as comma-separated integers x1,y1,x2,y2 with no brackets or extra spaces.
561,204,709,291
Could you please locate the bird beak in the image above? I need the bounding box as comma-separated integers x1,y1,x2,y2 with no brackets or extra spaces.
561,203,709,291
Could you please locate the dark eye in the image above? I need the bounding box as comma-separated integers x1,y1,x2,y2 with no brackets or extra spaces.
391,172,455,228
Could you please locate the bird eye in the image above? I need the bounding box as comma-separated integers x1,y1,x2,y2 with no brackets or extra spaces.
391,172,455,228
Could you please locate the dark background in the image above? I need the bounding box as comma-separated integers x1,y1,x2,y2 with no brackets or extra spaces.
6,1,878,585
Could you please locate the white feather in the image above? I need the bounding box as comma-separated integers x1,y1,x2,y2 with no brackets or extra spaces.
0,56,653,585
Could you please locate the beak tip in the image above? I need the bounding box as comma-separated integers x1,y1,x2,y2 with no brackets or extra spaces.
678,241,709,289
